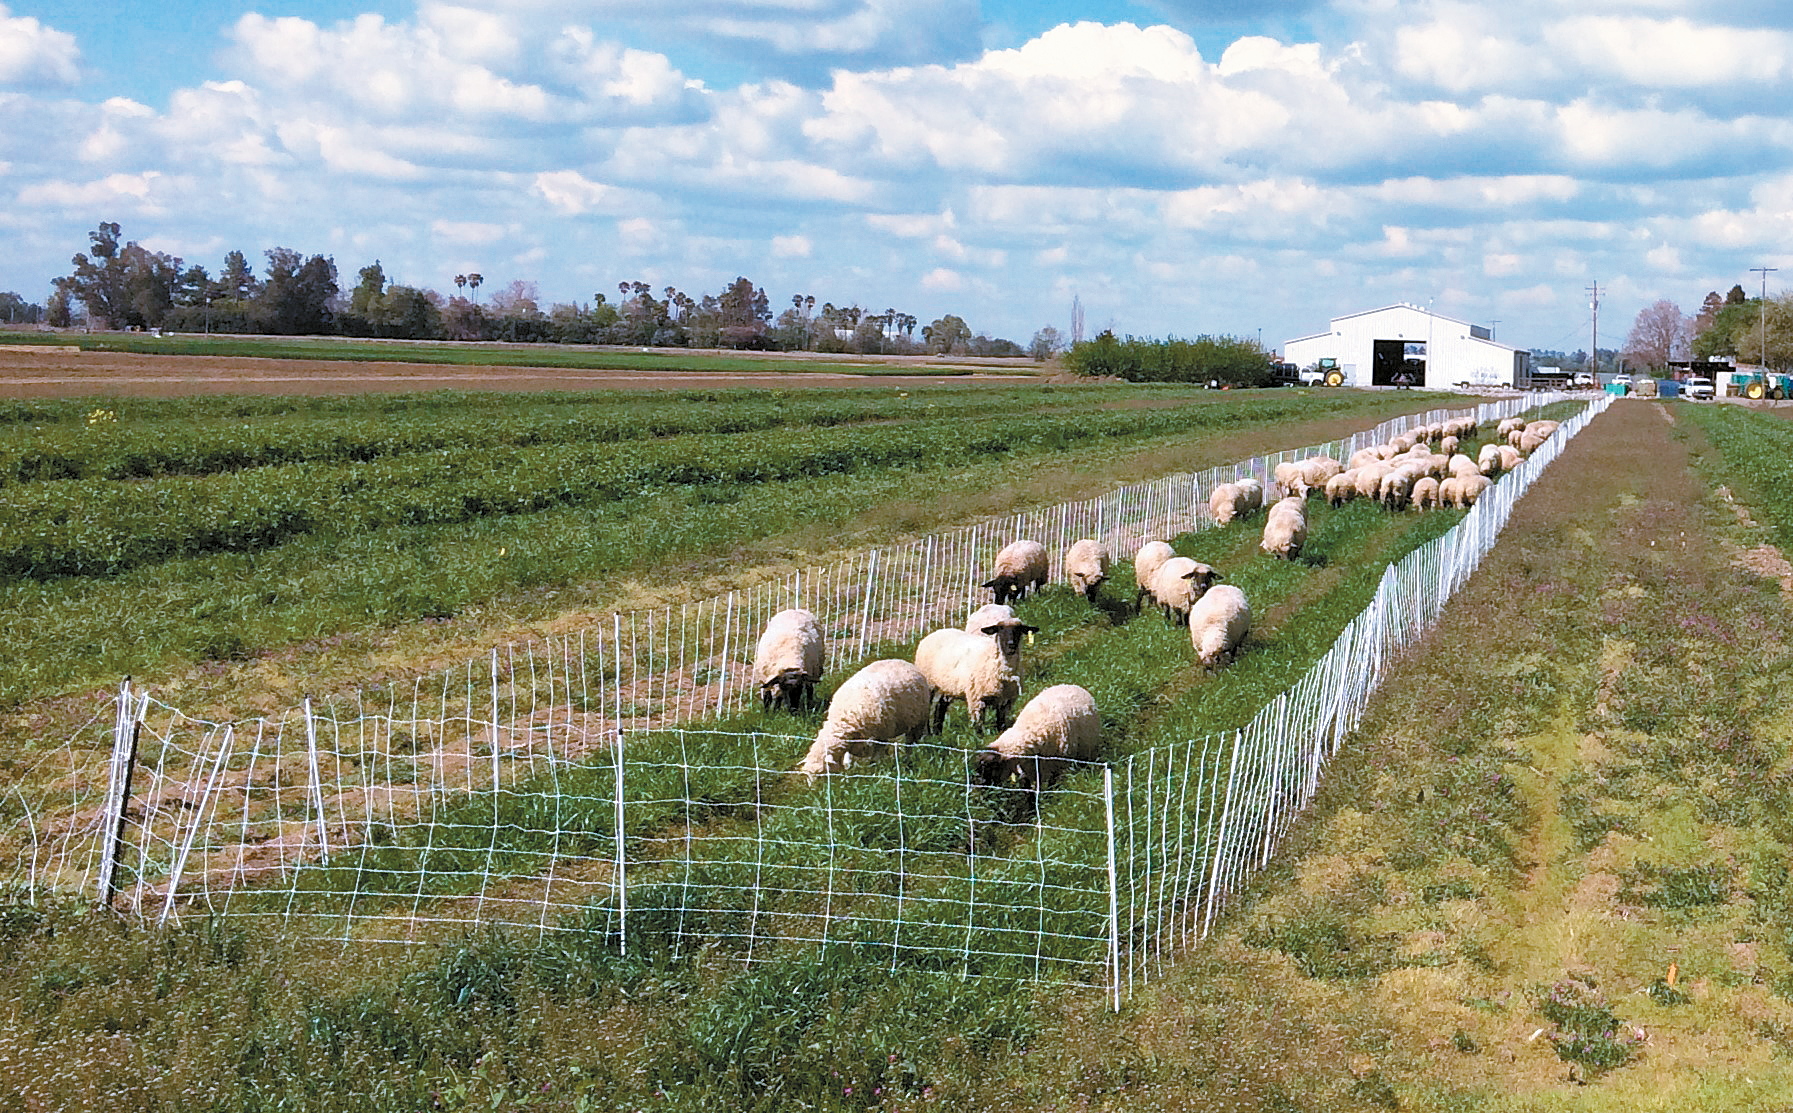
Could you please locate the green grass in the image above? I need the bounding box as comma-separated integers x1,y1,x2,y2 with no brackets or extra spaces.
0,411,1605,1112
0,386,1456,709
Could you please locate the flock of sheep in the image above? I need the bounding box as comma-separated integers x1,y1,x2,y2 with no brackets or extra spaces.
750,413,1563,796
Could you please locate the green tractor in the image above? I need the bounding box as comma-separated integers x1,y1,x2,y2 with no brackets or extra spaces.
1733,369,1793,399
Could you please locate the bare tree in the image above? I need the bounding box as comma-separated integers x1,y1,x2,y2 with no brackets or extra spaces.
1623,299,1689,371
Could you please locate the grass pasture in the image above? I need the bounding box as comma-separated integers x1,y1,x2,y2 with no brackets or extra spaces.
0,390,1595,1111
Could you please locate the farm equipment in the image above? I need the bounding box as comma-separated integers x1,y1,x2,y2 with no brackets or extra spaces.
1318,357,1345,387
1732,370,1793,400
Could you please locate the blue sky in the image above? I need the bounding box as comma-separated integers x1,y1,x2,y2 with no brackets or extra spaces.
3,0,1791,355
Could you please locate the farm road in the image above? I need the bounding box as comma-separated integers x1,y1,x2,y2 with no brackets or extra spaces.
1021,400,1793,1109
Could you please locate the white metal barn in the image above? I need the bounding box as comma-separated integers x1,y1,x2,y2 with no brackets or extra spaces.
1282,304,1530,389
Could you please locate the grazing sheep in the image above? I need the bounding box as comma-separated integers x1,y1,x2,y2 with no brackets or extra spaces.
1189,585,1251,669
1497,417,1525,439
1477,443,1503,476
1506,427,1526,449
1064,538,1111,599
1354,463,1391,500
1440,434,1459,457
915,627,1022,732
1519,421,1560,455
1237,476,1265,513
799,659,931,779
1272,460,1305,498
754,608,826,713
1261,496,1308,560
1297,456,1344,495
1498,445,1523,471
1457,474,1492,505
1209,482,1252,525
973,684,1102,791
984,540,1048,605
1379,468,1415,511
966,602,1016,631
1148,556,1221,625
1448,454,1481,479
1348,446,1383,470
1326,471,1359,507
1411,475,1440,511
1275,456,1341,498
1133,540,1175,613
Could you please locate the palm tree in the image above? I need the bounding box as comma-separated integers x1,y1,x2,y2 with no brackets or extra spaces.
468,273,483,301
454,274,467,297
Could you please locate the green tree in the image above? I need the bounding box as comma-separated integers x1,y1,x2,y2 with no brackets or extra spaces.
63,221,184,328
350,261,386,318
922,314,972,355
1726,284,1748,305
257,247,338,334
218,250,258,301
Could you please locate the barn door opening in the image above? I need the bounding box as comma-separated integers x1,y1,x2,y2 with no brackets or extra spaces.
1372,339,1425,387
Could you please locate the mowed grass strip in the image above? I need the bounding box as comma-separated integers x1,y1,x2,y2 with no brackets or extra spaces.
0,386,1456,710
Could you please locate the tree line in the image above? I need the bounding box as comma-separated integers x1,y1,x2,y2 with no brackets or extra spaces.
1620,283,1793,372
1061,330,1273,385
31,222,1028,357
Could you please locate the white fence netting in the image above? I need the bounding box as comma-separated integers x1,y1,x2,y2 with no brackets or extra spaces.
9,392,1608,1003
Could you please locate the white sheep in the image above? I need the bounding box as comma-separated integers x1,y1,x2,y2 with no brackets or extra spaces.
1498,445,1523,471
1326,471,1358,507
1497,416,1525,439
915,627,1022,732
984,540,1048,605
1064,538,1111,599
973,684,1102,791
1354,463,1391,501
1209,482,1251,525
1347,446,1384,470
1148,556,1221,625
1133,540,1175,613
1476,443,1503,476
1189,585,1251,669
799,659,931,779
1261,496,1308,560
1457,474,1491,505
1448,454,1481,479
1379,468,1415,511
1440,434,1459,457
1519,421,1560,455
1411,475,1440,511
754,608,826,713
964,604,1038,675
1237,476,1265,513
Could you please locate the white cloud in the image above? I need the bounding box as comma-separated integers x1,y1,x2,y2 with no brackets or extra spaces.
534,169,610,214
920,266,965,291
432,220,507,245
17,170,163,210
0,5,78,87
771,234,811,257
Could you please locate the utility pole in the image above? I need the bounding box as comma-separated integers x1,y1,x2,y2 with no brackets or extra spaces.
1586,281,1600,377
1751,266,1778,369
1490,319,1500,341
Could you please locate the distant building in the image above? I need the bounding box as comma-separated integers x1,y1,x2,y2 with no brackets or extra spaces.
1282,304,1530,389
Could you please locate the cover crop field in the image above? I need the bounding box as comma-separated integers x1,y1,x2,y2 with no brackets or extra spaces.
0,366,1611,1112
0,383,1454,714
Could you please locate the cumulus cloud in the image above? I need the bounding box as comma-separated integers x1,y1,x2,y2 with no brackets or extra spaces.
771,234,811,257
17,170,165,211
0,5,78,87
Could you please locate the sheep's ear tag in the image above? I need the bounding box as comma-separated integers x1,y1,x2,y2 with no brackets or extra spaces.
1027,631,1035,646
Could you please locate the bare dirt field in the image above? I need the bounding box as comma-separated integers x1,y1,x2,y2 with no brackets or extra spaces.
0,347,1040,398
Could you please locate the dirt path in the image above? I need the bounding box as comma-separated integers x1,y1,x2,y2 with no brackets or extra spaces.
1002,400,1793,1110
